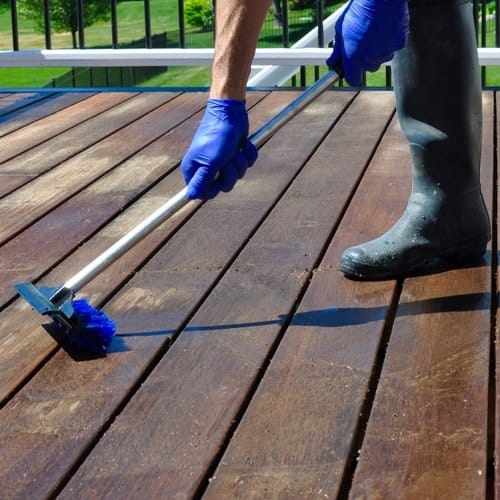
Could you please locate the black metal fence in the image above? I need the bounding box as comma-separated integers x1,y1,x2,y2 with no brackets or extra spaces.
7,0,334,51
4,0,500,88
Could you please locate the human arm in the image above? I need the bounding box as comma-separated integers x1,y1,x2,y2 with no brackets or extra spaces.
210,0,272,100
180,0,271,199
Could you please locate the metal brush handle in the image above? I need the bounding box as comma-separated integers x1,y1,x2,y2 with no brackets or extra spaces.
62,69,341,295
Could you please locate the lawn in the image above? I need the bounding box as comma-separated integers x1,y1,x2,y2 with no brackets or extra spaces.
0,0,347,88
0,0,499,88
0,0,183,86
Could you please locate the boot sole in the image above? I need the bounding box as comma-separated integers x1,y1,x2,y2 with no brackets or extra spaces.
340,240,488,281
441,241,488,263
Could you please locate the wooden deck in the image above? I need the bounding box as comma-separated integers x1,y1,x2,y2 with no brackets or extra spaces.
0,88,497,499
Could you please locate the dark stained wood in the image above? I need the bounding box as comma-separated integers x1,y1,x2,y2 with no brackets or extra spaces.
0,93,138,199
0,92,136,164
352,273,490,499
0,91,301,498
0,92,96,136
203,94,401,499
0,90,354,499
0,91,270,403
349,93,494,499
0,92,185,243
57,91,396,499
0,92,207,305
0,89,496,500
0,92,55,117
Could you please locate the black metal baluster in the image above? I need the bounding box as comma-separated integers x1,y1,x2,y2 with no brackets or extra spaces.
10,0,19,50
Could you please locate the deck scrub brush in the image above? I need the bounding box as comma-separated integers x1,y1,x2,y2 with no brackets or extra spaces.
13,187,191,356
14,283,115,355
71,299,116,353
14,69,341,355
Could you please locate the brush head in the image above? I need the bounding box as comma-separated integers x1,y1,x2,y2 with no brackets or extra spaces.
14,282,116,355
71,298,116,354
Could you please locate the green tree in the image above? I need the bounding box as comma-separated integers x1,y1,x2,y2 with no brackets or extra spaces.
18,0,110,48
185,0,213,31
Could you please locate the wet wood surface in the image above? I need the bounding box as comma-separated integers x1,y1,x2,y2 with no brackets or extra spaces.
0,89,496,499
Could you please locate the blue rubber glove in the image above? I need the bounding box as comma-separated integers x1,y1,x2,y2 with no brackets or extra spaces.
181,99,258,200
326,0,409,86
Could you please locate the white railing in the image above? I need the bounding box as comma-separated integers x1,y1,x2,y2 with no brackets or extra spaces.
0,3,347,87
1,47,499,67
0,47,333,67
2,2,500,89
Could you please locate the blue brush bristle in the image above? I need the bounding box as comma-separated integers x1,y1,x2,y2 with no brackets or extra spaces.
71,298,116,354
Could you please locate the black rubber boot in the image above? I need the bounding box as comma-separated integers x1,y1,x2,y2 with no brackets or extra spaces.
340,0,491,280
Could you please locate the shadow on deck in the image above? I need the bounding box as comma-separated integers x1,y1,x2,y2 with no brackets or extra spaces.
0,88,496,499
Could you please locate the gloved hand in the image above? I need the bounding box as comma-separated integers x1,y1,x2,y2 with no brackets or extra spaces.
326,0,409,86
180,99,258,200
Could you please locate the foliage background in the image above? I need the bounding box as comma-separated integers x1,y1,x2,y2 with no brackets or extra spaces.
0,0,499,88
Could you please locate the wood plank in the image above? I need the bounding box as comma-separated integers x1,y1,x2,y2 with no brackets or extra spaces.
0,91,274,398
0,92,54,117
0,93,212,307
0,92,187,243
0,92,268,309
0,92,96,136
351,273,490,498
0,92,137,164
0,170,190,404
0,93,137,198
0,173,36,196
0,91,247,401
201,98,404,499
348,93,494,498
54,92,395,499
0,92,170,199
0,89,492,500
0,91,302,498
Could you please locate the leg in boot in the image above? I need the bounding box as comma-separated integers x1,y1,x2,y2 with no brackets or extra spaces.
340,0,491,280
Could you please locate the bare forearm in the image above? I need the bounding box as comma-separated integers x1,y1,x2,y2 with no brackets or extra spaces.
209,0,272,100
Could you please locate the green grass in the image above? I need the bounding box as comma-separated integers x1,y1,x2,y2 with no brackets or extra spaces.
0,0,345,88
0,67,73,87
2,0,500,88
0,0,181,48
0,0,184,86
138,65,210,87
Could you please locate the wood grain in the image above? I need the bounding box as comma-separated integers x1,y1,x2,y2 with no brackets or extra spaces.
57,91,395,499
0,92,266,403
0,92,95,136
0,90,351,499
0,91,296,497
0,92,183,242
204,92,401,499
0,92,136,165
0,89,494,499
349,92,494,500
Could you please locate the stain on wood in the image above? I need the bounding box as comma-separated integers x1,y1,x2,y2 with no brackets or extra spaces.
0,89,495,499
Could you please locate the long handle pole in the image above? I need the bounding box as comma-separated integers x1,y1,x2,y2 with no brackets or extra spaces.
62,69,341,294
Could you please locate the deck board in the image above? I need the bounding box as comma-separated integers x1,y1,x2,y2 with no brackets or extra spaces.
348,90,496,500
57,90,367,498
0,92,193,244
0,92,135,165
0,91,276,403
0,92,95,136
201,91,397,499
0,89,496,499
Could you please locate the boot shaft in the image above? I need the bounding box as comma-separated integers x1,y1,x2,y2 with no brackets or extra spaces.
392,0,482,192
